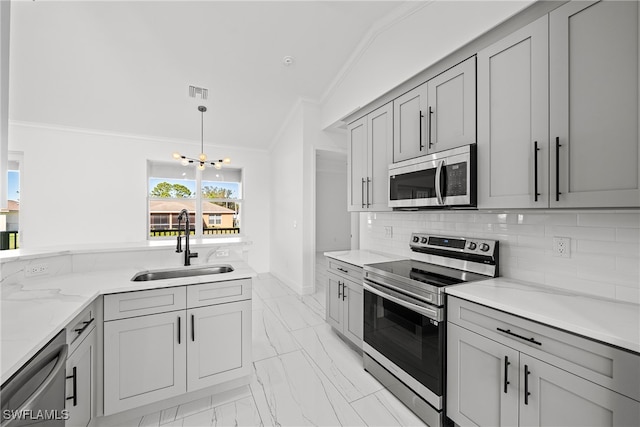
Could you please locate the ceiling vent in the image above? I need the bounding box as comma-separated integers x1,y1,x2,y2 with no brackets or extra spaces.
188,85,208,100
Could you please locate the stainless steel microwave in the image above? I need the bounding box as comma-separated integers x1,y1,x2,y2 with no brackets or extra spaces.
388,145,476,209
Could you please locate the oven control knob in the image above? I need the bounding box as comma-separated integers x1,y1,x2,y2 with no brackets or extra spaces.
480,243,491,252
421,237,428,244
467,242,477,250
412,236,420,243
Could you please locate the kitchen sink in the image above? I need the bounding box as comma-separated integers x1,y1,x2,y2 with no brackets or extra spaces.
131,265,234,281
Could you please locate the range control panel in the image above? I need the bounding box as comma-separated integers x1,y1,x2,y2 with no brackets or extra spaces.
409,233,498,257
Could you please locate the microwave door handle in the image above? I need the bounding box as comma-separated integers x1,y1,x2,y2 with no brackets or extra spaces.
435,160,444,205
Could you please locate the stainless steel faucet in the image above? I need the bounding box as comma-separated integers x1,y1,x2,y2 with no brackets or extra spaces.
176,209,198,266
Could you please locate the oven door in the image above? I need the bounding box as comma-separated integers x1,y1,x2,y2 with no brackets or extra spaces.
388,145,475,208
363,279,445,408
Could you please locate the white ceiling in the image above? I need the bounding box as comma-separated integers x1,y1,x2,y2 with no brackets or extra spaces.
8,1,403,151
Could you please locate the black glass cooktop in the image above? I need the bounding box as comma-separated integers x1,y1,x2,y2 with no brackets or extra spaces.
365,259,487,287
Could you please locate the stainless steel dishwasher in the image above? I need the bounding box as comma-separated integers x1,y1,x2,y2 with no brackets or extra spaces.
1,330,68,426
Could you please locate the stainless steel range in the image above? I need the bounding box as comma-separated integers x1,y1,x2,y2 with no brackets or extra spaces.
362,233,499,426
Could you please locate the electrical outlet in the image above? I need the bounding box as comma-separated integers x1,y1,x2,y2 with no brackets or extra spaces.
553,237,571,258
215,249,229,257
384,226,393,238
25,263,49,277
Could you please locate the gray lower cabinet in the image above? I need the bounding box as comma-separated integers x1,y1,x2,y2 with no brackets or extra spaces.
447,297,640,427
65,328,97,427
326,258,363,348
103,280,252,415
65,301,97,427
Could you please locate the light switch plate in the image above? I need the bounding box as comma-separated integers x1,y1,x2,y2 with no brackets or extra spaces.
384,226,393,238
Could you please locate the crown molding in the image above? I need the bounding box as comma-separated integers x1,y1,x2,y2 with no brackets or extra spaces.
9,120,270,153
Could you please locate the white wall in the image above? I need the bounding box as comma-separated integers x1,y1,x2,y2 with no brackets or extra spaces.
320,1,534,128
269,105,305,292
360,211,640,304
8,122,271,273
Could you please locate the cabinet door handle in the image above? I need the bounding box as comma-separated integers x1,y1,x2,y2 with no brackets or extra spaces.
337,281,342,299
74,318,94,336
496,327,542,346
366,177,371,207
555,137,562,201
534,141,540,202
177,316,181,344
419,110,425,151
191,314,195,342
342,283,347,301
524,364,531,405
361,178,366,209
503,356,510,393
66,366,77,407
428,106,434,149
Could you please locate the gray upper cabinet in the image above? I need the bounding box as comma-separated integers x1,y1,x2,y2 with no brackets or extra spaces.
393,58,476,163
348,102,393,212
393,83,427,162
477,16,549,208
549,0,639,208
479,0,639,209
426,56,476,153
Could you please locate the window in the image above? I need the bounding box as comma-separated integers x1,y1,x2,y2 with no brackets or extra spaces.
1,153,22,250
147,161,242,239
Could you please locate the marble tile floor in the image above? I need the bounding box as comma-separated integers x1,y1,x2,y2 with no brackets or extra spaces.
126,266,426,427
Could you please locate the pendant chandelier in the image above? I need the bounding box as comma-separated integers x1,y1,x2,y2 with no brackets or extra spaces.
172,105,230,170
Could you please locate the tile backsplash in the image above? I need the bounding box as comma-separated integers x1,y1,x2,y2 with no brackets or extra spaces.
360,210,640,304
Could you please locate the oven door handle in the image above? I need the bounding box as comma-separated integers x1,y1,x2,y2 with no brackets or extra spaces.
435,159,445,205
364,281,440,321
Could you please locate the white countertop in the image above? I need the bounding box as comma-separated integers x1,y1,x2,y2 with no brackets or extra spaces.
446,278,640,354
0,261,256,383
323,250,406,268
0,236,252,262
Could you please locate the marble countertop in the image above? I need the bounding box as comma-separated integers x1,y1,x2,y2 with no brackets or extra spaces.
1,261,256,383
0,236,252,262
446,278,640,354
323,250,406,268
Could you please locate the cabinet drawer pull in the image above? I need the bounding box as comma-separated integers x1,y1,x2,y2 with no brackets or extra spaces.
504,356,510,393
336,267,348,274
555,136,562,201
74,318,94,336
524,364,531,405
66,366,77,407
534,141,540,202
496,327,542,346
191,314,195,342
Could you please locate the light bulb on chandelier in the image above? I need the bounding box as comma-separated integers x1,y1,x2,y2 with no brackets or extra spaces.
172,105,231,170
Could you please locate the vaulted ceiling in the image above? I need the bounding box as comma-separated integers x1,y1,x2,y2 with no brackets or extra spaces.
8,1,403,150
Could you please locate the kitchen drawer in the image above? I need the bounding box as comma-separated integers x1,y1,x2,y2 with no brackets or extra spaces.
327,259,363,283
104,287,186,321
66,300,97,354
448,296,640,401
186,279,252,309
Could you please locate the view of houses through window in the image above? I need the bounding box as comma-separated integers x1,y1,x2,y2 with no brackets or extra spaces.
147,161,242,238
1,157,21,250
